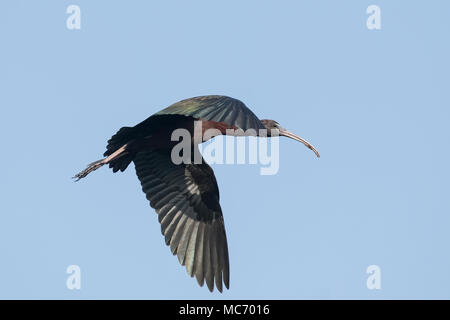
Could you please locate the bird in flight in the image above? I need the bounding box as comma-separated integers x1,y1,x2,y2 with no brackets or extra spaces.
74,95,319,292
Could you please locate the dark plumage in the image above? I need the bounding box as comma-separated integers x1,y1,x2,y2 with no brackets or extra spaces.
155,95,265,131
74,95,319,292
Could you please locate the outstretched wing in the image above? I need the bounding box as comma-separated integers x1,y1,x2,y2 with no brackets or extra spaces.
155,95,265,131
133,148,230,292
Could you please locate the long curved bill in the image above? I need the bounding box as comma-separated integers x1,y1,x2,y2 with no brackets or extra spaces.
279,129,320,158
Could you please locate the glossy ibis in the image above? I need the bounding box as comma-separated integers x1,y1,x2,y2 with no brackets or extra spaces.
74,95,319,292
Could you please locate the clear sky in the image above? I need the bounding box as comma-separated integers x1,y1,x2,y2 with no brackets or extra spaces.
1,0,449,299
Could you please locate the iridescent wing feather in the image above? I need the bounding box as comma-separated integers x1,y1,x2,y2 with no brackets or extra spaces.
155,95,265,131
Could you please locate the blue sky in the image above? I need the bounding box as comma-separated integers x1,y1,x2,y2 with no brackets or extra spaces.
0,0,449,299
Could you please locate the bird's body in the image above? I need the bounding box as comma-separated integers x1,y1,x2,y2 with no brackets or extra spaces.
74,95,319,292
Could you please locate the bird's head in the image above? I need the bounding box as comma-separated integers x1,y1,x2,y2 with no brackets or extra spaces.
260,119,320,158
